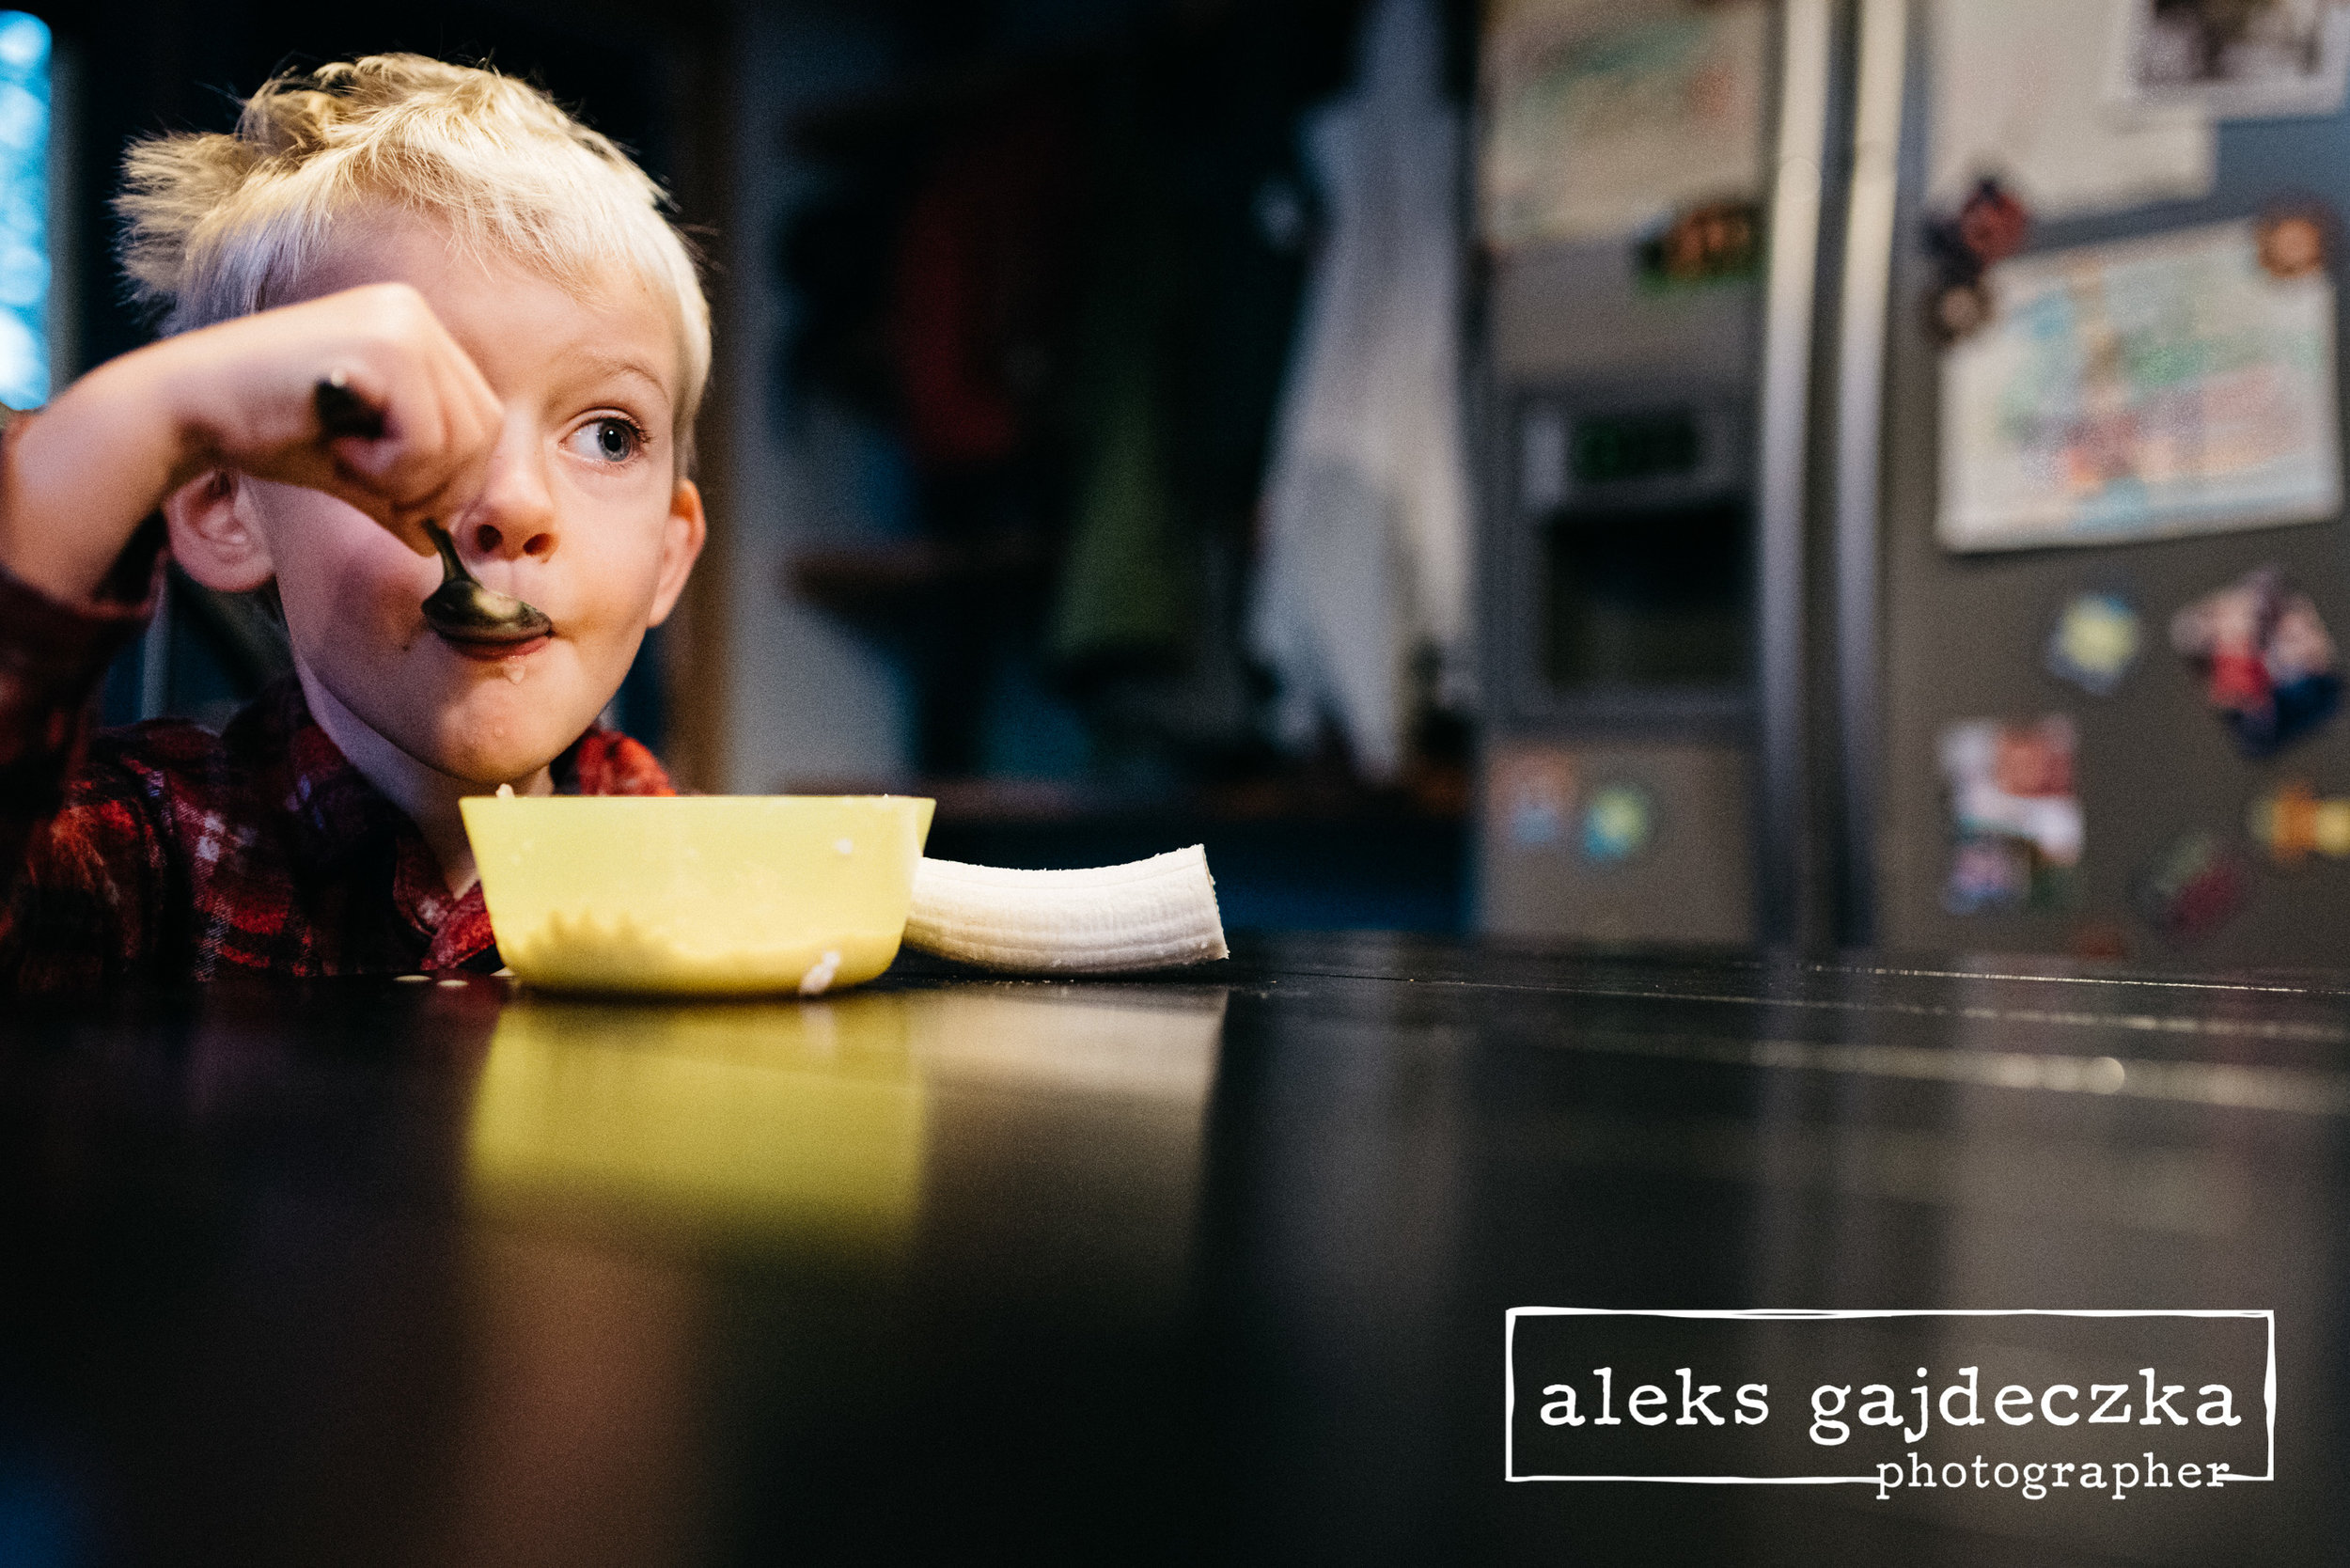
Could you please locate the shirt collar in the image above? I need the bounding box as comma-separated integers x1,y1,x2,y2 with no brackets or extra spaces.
248,679,413,876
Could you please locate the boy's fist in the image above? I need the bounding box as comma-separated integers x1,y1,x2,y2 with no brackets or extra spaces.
165,282,504,555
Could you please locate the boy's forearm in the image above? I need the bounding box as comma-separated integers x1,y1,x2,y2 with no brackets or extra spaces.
0,541,160,992
0,345,208,607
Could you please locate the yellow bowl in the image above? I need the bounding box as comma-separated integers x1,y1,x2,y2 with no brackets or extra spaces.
460,795,935,996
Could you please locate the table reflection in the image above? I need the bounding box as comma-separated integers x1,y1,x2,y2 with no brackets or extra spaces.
10,939,2347,1563
463,983,1227,1261
428,980,1233,1567
467,994,928,1247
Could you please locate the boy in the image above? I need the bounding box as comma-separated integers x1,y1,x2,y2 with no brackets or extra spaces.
0,55,709,991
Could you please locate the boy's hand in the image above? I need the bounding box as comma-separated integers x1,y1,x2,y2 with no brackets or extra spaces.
0,282,502,605
158,282,503,556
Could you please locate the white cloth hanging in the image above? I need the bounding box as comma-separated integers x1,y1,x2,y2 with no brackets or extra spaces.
1248,0,1471,782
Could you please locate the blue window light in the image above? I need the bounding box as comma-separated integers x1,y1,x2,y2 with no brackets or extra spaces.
0,12,46,410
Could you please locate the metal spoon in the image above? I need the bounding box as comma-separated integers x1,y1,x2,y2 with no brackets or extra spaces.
312,374,555,645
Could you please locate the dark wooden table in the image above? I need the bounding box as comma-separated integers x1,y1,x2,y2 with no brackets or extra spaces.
3,936,2344,1566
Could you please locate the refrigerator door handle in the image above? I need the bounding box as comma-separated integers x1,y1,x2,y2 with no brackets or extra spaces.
1828,0,1912,948
1756,0,1837,945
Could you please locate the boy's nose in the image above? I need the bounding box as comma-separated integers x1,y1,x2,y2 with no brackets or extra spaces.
468,517,556,560
460,438,559,562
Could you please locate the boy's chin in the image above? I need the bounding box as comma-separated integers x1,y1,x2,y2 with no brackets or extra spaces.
297,653,614,793
411,686,608,787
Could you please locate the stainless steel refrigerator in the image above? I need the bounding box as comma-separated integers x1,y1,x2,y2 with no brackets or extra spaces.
1479,0,2350,965
1862,1,2350,965
1475,0,1829,949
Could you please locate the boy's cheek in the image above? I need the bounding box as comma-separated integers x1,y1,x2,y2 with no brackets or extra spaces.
261,499,438,635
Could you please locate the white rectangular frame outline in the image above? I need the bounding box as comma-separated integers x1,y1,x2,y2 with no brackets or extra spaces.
1503,1308,2275,1485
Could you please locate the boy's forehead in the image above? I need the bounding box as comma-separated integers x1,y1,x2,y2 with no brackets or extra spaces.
285,214,683,400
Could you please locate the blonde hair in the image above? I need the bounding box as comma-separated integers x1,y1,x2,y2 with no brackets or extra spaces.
115,54,710,465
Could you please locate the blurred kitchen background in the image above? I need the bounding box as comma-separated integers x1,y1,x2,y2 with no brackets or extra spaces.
27,0,2350,963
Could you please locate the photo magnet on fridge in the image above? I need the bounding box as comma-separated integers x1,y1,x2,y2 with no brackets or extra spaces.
2113,0,2350,120
2170,564,2342,758
1938,715,2084,914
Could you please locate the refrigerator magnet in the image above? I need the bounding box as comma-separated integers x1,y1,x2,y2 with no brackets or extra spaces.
1924,278,1995,348
1579,783,1653,866
1493,746,1574,852
2131,833,2253,948
1937,715,2083,914
1924,177,2030,277
2256,205,2331,280
2046,591,2143,695
1635,198,1762,290
2246,779,2350,865
2066,919,2131,962
2170,565,2342,758
1921,178,2030,347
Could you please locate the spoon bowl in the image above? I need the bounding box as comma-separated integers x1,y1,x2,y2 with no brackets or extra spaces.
421,523,555,644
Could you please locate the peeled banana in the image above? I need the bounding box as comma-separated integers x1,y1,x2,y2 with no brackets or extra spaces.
902,845,1229,974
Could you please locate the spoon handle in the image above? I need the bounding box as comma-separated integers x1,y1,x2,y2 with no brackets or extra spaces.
318,374,444,560
423,519,471,584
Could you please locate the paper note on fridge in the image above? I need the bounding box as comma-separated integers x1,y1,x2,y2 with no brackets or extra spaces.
1477,0,1766,248
1937,218,2342,553
1928,0,2213,222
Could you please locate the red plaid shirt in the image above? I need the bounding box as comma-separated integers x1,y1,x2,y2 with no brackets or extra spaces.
0,557,673,994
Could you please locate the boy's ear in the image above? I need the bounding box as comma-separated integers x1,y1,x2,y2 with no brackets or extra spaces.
645,479,707,628
164,470,276,594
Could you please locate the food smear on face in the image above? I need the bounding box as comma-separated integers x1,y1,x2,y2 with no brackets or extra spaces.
504,657,527,683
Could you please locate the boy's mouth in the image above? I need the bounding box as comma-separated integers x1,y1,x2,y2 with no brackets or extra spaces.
437,630,552,662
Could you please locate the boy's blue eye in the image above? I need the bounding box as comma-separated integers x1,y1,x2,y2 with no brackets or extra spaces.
571,416,642,463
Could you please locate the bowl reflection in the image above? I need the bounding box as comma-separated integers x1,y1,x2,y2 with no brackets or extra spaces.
464,983,1228,1262
468,993,925,1248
